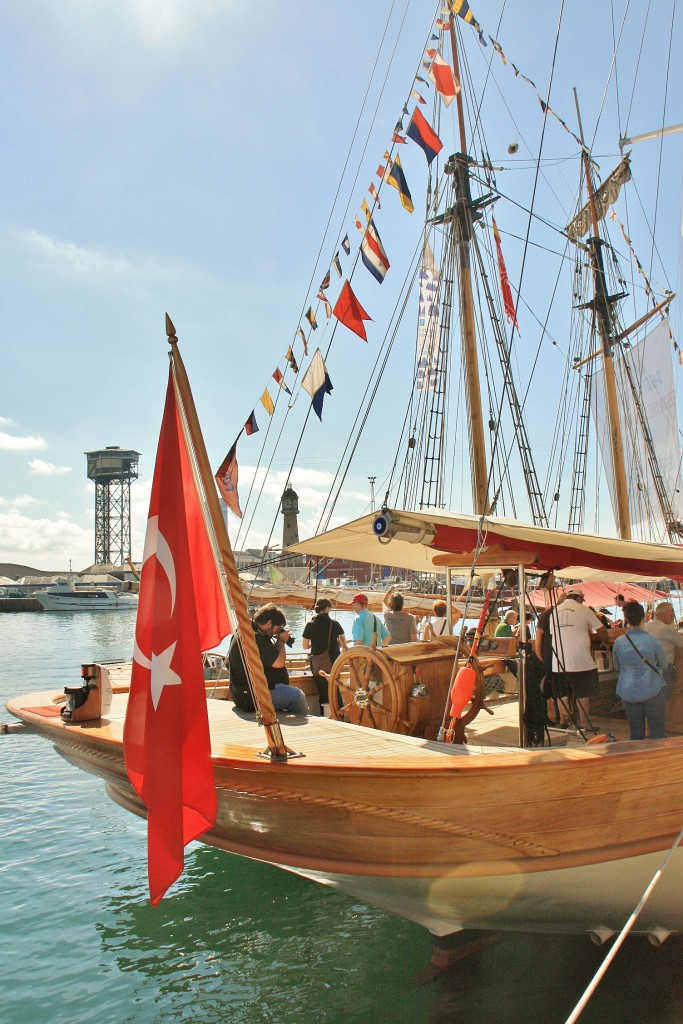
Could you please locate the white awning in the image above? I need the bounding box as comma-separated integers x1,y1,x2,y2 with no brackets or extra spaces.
288,509,683,583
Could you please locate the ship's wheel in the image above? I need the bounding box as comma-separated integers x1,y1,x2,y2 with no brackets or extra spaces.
328,648,402,731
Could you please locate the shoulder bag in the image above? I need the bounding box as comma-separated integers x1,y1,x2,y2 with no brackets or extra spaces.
624,631,672,687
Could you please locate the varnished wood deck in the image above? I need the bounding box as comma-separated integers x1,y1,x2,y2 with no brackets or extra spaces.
9,685,635,772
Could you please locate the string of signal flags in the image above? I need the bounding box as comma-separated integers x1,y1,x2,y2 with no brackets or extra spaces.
214,0,589,518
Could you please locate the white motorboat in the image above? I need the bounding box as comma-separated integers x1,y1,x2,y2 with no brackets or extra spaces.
36,583,138,612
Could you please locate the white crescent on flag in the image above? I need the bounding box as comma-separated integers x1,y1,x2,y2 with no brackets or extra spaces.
141,515,177,613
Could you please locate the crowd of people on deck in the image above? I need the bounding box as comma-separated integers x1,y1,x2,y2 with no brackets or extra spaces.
534,591,682,741
227,583,682,739
227,587,460,718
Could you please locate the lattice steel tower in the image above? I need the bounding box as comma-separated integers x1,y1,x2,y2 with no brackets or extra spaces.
85,447,140,566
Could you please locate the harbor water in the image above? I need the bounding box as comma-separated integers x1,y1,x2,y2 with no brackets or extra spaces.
2,607,682,1023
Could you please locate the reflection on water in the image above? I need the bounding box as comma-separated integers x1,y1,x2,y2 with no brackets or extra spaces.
96,848,428,1024
3,608,683,1023
0,607,137,689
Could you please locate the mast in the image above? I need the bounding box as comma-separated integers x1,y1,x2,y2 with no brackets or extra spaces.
573,91,632,539
446,14,490,516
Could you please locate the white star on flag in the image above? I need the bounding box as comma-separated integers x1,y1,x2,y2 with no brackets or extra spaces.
150,642,181,710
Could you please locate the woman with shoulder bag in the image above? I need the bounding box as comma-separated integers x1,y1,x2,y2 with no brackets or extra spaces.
302,599,348,714
612,600,669,740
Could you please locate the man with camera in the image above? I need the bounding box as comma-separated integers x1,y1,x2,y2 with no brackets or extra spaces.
228,603,308,715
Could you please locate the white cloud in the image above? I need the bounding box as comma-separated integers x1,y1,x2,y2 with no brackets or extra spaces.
15,229,213,293
244,466,337,508
0,494,41,508
0,509,92,569
0,432,46,452
28,459,73,476
0,416,13,426
18,231,132,277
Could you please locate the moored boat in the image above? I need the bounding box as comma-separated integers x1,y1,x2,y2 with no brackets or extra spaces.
36,582,138,612
8,623,683,938
6,0,683,950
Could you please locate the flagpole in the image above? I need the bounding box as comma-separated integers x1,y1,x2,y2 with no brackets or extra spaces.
165,314,290,760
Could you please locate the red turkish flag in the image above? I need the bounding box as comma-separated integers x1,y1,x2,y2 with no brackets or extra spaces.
124,368,231,905
332,279,372,341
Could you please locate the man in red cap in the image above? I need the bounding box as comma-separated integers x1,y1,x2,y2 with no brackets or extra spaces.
351,592,389,646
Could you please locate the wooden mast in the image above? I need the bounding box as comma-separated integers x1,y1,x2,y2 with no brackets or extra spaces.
574,95,631,539
447,14,490,516
165,315,290,760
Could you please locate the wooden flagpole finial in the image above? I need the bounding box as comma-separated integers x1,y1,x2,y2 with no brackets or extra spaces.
165,313,178,346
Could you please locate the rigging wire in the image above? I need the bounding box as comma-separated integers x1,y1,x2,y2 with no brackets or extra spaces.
621,0,649,140
237,0,679,563
587,0,630,149
235,1,446,557
646,0,677,282
563,824,683,1024
289,0,407,334
472,0,567,520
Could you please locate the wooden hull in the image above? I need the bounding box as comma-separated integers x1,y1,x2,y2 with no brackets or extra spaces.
9,686,683,936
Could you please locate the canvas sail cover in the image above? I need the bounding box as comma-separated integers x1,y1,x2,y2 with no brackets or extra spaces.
565,157,631,241
415,239,441,391
591,318,683,536
289,508,683,582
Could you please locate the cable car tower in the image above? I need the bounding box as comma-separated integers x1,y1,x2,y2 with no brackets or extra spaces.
85,447,140,566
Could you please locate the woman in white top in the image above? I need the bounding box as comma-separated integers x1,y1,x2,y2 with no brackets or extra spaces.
423,600,452,640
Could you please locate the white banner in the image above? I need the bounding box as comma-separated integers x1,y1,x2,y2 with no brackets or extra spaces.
591,318,682,534
415,240,441,392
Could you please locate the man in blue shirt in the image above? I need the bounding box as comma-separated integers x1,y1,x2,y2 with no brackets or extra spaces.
351,593,390,646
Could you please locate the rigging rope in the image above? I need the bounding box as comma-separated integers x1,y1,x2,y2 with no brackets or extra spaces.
564,824,683,1024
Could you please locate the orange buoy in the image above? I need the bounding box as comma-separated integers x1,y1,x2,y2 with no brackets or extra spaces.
450,663,476,718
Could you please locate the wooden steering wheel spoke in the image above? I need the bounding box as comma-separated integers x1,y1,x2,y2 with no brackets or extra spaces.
328,647,401,731
327,641,487,741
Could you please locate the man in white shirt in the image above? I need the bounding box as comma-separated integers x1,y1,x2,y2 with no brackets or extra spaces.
644,602,683,680
550,590,608,729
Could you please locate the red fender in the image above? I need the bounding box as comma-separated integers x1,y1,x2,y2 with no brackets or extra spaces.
450,663,476,718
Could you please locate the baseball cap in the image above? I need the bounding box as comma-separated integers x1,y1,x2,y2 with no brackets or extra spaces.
352,593,368,605
566,589,584,601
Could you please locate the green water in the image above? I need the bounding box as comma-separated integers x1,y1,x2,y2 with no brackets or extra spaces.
2,610,681,1023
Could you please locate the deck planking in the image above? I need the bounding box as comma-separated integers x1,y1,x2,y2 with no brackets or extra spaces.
10,685,635,774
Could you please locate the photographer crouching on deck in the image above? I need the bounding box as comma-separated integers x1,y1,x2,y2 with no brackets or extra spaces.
228,603,308,715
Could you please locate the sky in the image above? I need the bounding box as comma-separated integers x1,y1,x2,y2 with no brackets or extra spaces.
1,0,681,572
